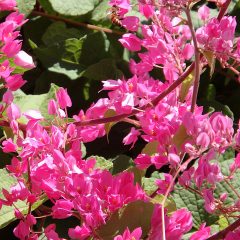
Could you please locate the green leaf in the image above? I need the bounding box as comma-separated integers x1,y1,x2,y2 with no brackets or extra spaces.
142,176,158,196
206,84,216,101
201,50,216,78
127,166,145,185
16,0,36,16
38,0,55,14
42,22,85,46
97,200,154,239
91,0,110,22
172,185,219,228
31,22,87,79
13,83,59,123
151,195,177,215
89,156,113,170
200,99,234,119
141,141,158,156
0,169,47,229
81,58,123,81
80,32,110,66
179,72,194,102
81,142,86,158
62,38,86,64
217,215,229,231
172,125,189,150
104,109,117,140
33,41,85,80
111,154,133,175
48,0,98,16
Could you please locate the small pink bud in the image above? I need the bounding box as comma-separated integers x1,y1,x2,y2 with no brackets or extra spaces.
7,103,21,121
119,33,142,51
198,5,210,21
56,87,72,109
14,50,35,69
220,193,228,202
2,90,13,104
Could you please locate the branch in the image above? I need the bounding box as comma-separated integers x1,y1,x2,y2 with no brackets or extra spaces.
185,7,201,113
217,0,232,21
207,218,240,240
31,11,124,36
75,63,195,127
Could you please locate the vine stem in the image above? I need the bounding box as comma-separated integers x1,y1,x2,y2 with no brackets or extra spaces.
31,11,124,36
161,156,194,240
185,6,201,113
74,64,195,127
207,218,240,240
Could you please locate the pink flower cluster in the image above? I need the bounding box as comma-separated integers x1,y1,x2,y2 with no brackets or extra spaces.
196,16,237,62
0,88,147,239
0,9,34,92
1,0,240,239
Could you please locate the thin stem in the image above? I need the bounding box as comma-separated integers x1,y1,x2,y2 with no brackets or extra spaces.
31,11,124,36
217,0,232,21
161,156,194,240
185,7,201,113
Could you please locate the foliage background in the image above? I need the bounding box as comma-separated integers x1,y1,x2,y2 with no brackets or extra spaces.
0,0,240,238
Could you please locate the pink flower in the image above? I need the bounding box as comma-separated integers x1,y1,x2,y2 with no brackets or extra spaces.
122,16,140,31
5,74,26,91
6,12,27,28
139,3,154,18
182,43,194,60
196,132,210,148
68,224,91,239
6,157,26,177
114,227,142,240
167,208,193,235
109,0,131,10
198,5,210,21
119,33,142,51
6,103,21,121
156,173,173,195
190,223,211,240
2,138,17,153
2,39,21,57
44,224,62,240
134,154,152,169
14,50,35,69
179,167,194,187
13,220,30,239
48,99,58,115
123,127,140,148
56,87,72,109
0,0,16,11
230,153,240,173
52,200,74,219
150,206,192,239
202,189,216,213
0,60,13,78
2,90,13,104
23,110,44,120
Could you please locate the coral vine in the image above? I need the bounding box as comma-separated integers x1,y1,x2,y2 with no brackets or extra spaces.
0,0,240,239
